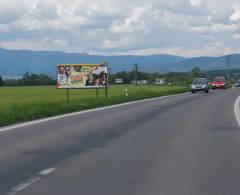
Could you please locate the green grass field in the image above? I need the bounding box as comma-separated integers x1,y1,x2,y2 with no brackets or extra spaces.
0,85,188,126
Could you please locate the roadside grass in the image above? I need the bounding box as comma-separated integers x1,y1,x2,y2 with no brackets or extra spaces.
0,85,188,126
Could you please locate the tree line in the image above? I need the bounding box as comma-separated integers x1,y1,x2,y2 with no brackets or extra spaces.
0,67,239,87
110,70,162,84
110,67,203,85
0,72,55,86
111,67,240,85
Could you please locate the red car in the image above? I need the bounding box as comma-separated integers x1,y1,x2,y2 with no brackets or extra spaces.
211,77,227,89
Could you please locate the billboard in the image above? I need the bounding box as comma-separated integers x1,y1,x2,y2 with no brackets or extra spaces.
57,64,108,89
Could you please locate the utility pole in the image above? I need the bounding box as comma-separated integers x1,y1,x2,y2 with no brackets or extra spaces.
134,63,138,85
225,55,231,82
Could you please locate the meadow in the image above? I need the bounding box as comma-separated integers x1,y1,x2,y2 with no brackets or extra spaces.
0,85,188,126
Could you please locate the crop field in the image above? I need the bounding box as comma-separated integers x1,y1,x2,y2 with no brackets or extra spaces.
0,85,188,126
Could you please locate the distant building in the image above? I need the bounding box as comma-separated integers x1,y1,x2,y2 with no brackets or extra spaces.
140,80,148,85
115,78,124,84
130,80,148,85
130,80,140,85
155,78,166,85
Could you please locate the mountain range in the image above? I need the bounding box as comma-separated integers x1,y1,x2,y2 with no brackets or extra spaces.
0,47,240,77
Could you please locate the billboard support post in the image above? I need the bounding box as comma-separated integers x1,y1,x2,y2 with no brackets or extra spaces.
105,85,108,98
96,88,99,97
67,88,69,103
105,72,109,98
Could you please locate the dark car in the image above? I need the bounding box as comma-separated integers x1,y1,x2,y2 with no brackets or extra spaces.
191,78,209,93
211,77,227,89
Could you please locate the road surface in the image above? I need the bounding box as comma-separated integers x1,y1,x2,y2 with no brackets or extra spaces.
0,89,240,195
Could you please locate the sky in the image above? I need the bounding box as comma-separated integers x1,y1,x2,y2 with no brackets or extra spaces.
0,0,240,57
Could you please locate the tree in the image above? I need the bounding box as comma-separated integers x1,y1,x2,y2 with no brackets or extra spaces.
18,72,55,86
115,71,130,84
191,67,202,78
3,79,18,86
0,75,3,86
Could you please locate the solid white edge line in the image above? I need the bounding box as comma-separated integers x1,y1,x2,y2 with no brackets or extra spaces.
38,168,56,176
234,95,240,126
0,92,189,133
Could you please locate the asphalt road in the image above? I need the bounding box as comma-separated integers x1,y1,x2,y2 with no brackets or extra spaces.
1,88,240,195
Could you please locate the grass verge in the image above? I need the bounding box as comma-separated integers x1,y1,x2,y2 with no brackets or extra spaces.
0,86,188,127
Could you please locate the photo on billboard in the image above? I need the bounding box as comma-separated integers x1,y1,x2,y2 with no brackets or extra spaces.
57,64,108,89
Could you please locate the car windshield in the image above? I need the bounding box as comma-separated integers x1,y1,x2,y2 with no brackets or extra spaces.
213,77,225,82
192,78,207,84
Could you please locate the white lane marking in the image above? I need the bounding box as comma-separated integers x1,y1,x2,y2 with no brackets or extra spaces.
0,92,189,133
38,168,56,176
8,177,40,195
8,168,56,195
234,95,240,126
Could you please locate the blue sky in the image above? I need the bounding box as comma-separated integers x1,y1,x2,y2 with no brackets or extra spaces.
0,0,240,57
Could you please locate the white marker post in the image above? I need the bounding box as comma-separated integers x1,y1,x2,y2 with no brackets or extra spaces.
125,88,128,97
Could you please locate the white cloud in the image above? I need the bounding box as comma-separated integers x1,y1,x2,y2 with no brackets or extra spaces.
190,0,203,7
233,34,240,40
111,6,149,33
101,39,118,49
0,0,28,23
190,23,240,33
0,40,46,51
0,0,240,57
93,41,234,57
52,39,68,46
101,37,131,49
230,9,240,21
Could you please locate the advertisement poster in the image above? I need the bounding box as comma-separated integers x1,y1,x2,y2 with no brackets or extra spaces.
57,64,108,88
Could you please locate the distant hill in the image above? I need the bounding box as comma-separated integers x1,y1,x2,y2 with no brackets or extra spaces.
0,48,185,77
166,55,240,72
0,48,240,77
